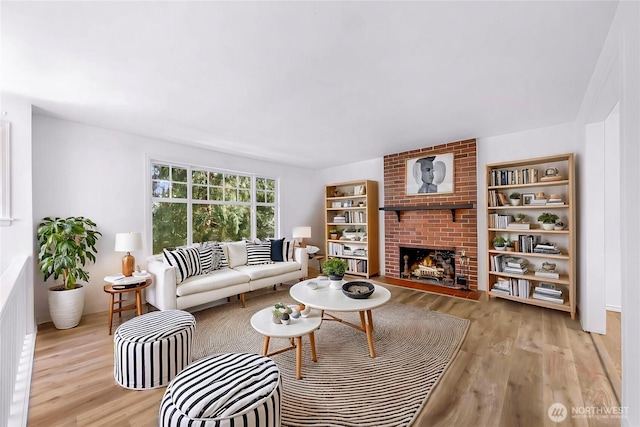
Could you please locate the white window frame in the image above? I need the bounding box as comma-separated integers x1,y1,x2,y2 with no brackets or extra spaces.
148,159,278,253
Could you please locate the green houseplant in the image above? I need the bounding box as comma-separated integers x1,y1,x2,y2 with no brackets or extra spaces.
492,235,507,250
323,258,348,283
37,216,102,329
537,212,559,230
509,192,521,206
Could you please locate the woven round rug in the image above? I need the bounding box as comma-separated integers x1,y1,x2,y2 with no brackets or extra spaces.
192,288,469,427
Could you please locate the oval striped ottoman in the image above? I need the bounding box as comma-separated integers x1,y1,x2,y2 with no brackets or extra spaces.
114,309,196,390
159,353,282,427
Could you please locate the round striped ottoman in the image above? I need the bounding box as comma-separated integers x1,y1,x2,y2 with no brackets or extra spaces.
114,309,196,390
159,353,282,427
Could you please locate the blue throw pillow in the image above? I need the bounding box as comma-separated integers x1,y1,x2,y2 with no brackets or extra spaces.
270,238,285,262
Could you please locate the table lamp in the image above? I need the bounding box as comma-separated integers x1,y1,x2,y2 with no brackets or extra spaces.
292,226,311,248
115,232,142,277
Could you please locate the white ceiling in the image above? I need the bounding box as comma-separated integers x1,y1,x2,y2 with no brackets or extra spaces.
1,1,618,169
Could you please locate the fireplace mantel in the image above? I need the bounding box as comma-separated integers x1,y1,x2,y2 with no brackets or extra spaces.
379,203,476,222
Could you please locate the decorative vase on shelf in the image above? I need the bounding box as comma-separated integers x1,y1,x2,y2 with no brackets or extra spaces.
542,223,555,230
510,199,521,206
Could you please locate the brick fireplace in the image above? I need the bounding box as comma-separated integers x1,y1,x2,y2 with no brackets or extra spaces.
382,139,478,291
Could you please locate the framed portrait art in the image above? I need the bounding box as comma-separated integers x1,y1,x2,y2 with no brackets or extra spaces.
406,153,454,195
522,193,535,205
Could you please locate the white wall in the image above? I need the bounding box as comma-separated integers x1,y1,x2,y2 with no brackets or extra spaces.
574,1,639,424
476,122,579,291
31,115,317,323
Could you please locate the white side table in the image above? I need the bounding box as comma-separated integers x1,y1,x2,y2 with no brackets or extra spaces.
250,306,322,379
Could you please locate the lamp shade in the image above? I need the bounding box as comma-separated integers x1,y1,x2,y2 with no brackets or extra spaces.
115,232,142,252
292,226,311,239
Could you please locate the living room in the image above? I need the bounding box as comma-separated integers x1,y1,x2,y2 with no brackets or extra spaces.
1,1,639,426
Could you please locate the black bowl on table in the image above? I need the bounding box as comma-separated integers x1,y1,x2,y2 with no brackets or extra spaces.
342,281,375,299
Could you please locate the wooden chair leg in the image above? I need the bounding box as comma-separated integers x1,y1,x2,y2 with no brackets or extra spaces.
240,293,246,308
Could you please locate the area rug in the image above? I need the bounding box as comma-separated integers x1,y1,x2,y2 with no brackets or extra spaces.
191,289,469,427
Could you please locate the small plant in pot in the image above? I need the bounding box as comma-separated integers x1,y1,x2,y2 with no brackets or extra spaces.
493,235,507,251
513,213,527,223
329,229,342,240
509,192,521,206
505,239,515,252
37,216,102,329
537,212,559,230
322,258,349,289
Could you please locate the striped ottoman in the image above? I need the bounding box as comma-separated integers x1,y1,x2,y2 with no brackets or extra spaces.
159,353,282,427
114,309,196,390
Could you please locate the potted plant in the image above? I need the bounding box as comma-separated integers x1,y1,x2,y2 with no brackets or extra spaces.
37,216,102,329
329,229,342,240
509,192,521,206
513,213,527,222
505,239,515,252
537,212,559,230
492,235,507,251
322,258,349,289
272,302,292,324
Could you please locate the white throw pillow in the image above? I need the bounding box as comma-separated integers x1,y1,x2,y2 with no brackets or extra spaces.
226,241,248,268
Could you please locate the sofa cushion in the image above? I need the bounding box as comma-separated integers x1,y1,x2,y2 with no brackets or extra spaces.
198,245,214,273
225,241,247,268
233,262,301,281
282,239,295,262
176,268,251,297
163,247,201,283
246,242,274,266
202,242,228,269
270,238,285,262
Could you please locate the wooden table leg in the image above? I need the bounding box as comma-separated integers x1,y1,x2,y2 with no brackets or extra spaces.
359,311,366,329
309,331,318,363
108,293,115,335
262,336,270,356
295,336,303,379
365,310,376,358
135,290,143,315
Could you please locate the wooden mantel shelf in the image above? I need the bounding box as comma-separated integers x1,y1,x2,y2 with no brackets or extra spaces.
379,204,476,222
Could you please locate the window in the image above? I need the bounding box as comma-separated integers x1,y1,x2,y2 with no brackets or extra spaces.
151,162,277,254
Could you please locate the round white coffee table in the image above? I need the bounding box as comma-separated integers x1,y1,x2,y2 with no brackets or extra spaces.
250,306,322,379
289,278,391,358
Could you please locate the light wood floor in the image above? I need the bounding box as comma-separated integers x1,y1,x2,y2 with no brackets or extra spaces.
28,283,620,427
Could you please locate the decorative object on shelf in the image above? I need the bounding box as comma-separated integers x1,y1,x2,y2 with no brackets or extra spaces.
505,240,515,251
37,216,102,329
115,231,142,277
522,193,535,205
493,235,507,251
341,281,375,299
406,153,454,195
509,192,521,206
322,258,348,289
554,222,564,230
354,185,366,195
537,212,559,230
541,167,563,182
293,226,312,248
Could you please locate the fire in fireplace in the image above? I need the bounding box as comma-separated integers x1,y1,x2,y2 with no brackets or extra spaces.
399,246,457,287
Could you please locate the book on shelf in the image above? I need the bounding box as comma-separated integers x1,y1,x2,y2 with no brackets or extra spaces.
497,192,508,206
503,266,528,275
517,234,542,253
534,269,560,279
534,283,563,297
504,257,526,268
532,291,564,304
507,222,531,230
530,198,548,206
533,242,561,255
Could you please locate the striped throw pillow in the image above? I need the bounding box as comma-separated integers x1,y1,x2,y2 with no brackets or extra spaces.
198,245,214,273
163,247,201,283
202,241,228,269
282,239,295,262
246,242,274,265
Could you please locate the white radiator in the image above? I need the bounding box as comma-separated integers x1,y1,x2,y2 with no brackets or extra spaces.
0,255,35,427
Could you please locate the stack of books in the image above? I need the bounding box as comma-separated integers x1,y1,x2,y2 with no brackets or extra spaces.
533,283,564,304
492,277,531,298
333,216,346,223
530,197,547,206
507,221,531,230
491,278,511,295
533,242,561,255
503,257,528,275
546,195,565,205
534,262,560,279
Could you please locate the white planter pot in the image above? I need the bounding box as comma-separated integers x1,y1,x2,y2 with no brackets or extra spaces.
541,223,555,230
509,199,521,206
48,285,85,329
329,277,344,290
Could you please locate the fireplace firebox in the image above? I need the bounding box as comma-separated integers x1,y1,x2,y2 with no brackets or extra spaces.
399,246,458,287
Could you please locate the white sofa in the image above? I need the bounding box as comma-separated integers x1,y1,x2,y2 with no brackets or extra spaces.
146,241,308,311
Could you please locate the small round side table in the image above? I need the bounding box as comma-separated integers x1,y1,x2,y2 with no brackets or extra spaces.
103,278,152,335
